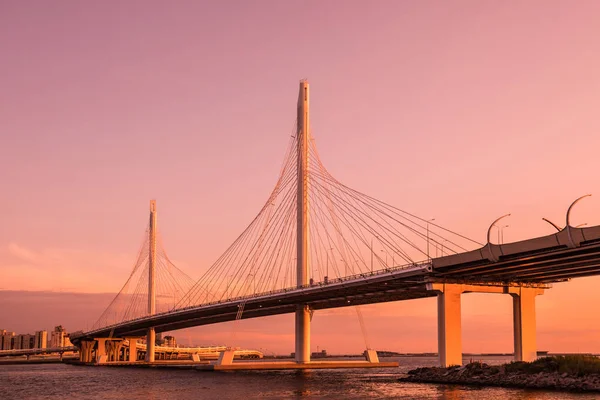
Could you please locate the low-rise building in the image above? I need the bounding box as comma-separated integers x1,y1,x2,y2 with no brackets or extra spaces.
34,330,47,349
50,326,66,348
163,335,177,347
1,331,15,350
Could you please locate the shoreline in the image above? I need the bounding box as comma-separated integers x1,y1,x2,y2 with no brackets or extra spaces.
0,356,78,366
401,361,600,393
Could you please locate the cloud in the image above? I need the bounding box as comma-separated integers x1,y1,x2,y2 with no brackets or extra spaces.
0,242,139,293
7,242,39,263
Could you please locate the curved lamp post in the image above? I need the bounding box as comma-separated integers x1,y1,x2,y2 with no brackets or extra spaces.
542,217,562,232
567,194,591,248
485,214,511,262
487,214,511,245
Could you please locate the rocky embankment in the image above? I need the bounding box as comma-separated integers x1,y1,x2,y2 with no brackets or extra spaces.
400,361,600,392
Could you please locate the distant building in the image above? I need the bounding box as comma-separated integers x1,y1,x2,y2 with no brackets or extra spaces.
21,334,34,349
1,331,15,350
12,335,22,350
50,326,67,348
34,330,47,349
163,335,177,347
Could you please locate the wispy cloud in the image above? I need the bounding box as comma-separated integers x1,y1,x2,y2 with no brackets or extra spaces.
7,242,38,263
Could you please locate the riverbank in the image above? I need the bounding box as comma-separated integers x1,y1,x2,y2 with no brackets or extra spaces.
401,356,600,392
0,355,78,365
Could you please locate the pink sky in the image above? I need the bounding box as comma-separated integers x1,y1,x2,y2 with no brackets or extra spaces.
1,1,600,354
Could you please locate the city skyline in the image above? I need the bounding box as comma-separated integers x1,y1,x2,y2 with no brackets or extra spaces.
2,1,600,355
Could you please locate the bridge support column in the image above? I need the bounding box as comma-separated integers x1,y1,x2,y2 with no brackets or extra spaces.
126,338,139,362
511,287,544,362
364,349,379,363
106,340,124,362
217,350,236,365
295,304,311,363
80,341,94,363
145,328,155,362
435,283,463,367
95,338,108,364
428,282,548,367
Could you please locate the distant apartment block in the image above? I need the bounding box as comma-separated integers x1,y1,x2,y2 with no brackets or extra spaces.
50,325,72,348
1,330,15,350
163,335,177,347
35,330,47,349
0,327,71,350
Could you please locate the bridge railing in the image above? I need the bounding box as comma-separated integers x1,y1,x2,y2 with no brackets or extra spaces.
83,260,431,336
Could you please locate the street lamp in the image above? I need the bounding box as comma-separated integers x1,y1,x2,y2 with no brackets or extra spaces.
497,224,509,244
486,214,511,244
326,248,333,280
567,194,592,248
426,218,435,259
341,259,348,277
542,217,562,232
380,249,387,266
441,239,449,256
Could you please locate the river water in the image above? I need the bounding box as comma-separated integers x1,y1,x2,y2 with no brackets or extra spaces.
0,356,596,399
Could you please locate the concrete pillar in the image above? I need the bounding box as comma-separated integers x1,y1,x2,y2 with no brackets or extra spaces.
145,329,155,362
217,350,235,365
128,338,138,362
295,80,311,364
437,284,463,367
146,200,157,363
295,304,311,363
80,341,94,363
511,287,543,362
364,349,379,363
95,338,107,364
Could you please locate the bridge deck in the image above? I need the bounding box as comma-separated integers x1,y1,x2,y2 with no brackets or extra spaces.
72,226,600,343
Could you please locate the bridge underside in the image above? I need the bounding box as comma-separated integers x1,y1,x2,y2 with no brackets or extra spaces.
74,237,600,343
433,238,600,283
73,267,436,341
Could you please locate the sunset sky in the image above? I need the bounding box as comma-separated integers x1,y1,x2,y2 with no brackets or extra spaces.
1,1,599,355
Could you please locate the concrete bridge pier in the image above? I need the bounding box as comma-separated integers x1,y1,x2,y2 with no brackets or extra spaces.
125,337,139,362
295,304,311,363
428,282,546,367
79,340,95,363
145,328,156,362
433,283,463,368
511,287,544,362
105,340,124,362
95,338,108,363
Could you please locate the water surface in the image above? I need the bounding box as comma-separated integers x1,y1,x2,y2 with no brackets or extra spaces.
0,356,595,399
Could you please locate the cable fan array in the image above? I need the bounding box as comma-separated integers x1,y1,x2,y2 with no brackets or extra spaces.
176,131,482,309
92,228,196,330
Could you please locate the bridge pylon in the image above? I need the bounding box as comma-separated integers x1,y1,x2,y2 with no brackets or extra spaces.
145,200,157,362
295,79,311,364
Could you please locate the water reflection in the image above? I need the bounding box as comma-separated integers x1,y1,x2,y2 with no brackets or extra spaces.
1,358,599,400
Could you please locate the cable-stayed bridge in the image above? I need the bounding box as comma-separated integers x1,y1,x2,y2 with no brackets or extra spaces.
71,81,600,368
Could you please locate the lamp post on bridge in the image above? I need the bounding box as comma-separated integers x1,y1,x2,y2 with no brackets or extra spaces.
440,239,449,256
370,237,374,273
326,248,333,282
426,218,435,260
380,249,387,267
496,224,509,244
566,194,591,248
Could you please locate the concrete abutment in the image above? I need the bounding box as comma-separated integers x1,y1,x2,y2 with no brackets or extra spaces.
427,282,546,367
